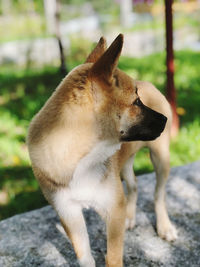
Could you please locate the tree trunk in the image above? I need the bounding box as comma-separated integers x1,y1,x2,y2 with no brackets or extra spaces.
43,0,57,34
44,0,67,75
120,0,133,28
165,0,179,137
1,0,11,15
55,0,68,75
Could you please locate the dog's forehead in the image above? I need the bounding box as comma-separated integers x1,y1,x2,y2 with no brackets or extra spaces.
115,69,136,93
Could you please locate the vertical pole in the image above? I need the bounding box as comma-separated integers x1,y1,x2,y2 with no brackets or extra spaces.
44,0,57,34
120,0,133,28
165,0,179,136
1,0,11,15
55,0,68,75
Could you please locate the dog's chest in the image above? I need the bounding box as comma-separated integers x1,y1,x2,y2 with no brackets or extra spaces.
72,141,120,183
59,141,121,212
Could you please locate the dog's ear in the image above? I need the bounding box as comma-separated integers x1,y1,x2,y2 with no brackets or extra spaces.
90,34,123,83
85,37,107,63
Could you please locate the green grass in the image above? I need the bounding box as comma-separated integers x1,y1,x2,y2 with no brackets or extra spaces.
0,166,47,219
0,50,200,220
170,120,200,166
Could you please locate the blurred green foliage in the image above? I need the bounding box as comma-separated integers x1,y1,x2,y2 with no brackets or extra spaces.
0,166,47,219
0,16,46,43
0,50,200,220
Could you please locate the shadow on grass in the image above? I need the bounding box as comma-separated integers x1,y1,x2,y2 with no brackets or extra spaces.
0,166,47,220
0,67,65,123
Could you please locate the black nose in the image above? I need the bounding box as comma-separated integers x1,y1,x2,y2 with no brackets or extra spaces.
120,103,168,142
140,105,168,140
151,110,167,134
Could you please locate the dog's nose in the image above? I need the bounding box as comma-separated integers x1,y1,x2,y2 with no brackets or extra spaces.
161,114,167,131
155,113,167,133
120,102,168,142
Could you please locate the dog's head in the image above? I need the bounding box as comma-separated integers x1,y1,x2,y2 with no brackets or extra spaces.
84,34,167,142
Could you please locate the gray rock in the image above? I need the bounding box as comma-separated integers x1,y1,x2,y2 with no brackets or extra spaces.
0,162,200,267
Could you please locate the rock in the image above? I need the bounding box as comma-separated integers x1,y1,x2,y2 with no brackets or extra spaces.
0,161,200,267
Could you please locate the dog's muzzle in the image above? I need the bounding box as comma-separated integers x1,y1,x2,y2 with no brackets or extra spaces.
121,101,167,142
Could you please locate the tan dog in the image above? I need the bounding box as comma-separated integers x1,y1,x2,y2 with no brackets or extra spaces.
27,34,177,267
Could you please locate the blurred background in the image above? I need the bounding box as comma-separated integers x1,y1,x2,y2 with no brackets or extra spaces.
0,0,200,220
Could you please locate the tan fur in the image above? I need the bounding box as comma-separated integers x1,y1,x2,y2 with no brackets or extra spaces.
27,34,177,267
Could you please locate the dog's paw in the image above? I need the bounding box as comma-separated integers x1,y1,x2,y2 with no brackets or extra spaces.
79,255,96,267
157,223,178,242
125,217,135,230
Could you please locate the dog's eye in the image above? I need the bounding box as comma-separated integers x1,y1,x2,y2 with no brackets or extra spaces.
133,98,142,106
117,113,121,119
114,75,119,87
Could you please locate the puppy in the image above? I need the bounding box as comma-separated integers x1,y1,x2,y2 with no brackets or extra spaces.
27,34,176,267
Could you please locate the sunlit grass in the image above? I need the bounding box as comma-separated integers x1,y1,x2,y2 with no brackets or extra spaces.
0,111,29,167
170,120,200,166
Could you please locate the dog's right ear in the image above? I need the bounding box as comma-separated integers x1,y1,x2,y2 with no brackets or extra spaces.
90,34,124,84
85,37,107,63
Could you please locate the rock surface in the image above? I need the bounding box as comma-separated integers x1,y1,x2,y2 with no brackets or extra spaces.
0,161,200,267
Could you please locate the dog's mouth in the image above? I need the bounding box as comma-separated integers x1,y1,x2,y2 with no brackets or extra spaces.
120,104,167,142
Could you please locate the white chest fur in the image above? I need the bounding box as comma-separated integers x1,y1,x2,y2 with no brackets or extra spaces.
53,141,121,217
72,141,121,185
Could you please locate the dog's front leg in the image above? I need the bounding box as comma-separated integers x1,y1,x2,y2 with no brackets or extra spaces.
53,190,95,267
105,181,126,267
121,154,137,230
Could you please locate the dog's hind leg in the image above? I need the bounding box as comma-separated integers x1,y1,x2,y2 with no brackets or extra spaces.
121,154,137,230
53,190,95,267
149,137,178,241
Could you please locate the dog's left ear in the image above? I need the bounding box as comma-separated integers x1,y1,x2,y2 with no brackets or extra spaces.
85,37,107,63
90,34,124,83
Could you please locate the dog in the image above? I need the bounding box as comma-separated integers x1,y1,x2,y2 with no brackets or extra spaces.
27,34,177,267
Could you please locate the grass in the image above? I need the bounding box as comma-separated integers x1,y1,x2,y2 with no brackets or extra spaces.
0,50,200,220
